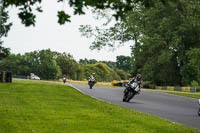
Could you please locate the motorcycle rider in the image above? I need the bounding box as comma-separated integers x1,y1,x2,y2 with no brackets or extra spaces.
63,75,67,84
88,73,97,83
127,74,142,93
88,73,97,89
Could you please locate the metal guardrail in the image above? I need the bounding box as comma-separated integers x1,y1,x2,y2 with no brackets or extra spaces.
12,75,29,79
156,86,198,93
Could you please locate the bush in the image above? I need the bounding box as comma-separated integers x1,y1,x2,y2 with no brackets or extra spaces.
143,81,156,89
191,80,199,88
191,80,200,92
116,69,129,80
82,63,120,82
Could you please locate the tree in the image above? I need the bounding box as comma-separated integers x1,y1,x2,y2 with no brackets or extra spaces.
79,0,200,86
0,1,12,60
23,49,62,80
116,55,131,72
181,48,200,85
0,54,31,75
0,54,20,73
79,58,97,64
0,43,10,60
116,69,129,80
55,52,80,80
100,61,116,70
2,0,178,30
82,62,120,82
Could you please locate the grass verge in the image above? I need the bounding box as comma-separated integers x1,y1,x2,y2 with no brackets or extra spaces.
0,79,199,133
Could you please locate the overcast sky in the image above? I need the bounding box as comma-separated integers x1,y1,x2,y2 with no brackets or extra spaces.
3,1,131,62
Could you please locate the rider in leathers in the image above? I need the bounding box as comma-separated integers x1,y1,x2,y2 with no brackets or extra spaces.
126,74,142,94
88,73,97,83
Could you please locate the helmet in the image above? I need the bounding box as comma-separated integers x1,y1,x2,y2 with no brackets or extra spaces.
92,73,96,75
136,74,142,80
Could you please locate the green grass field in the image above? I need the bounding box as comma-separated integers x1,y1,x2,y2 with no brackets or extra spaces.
0,80,199,133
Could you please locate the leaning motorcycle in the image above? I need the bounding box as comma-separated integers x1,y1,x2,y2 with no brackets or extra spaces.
123,82,140,102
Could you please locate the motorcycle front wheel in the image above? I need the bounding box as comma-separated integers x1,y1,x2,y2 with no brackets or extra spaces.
89,81,94,89
125,90,135,102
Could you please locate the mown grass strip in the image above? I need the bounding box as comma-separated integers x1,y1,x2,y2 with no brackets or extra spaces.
0,80,199,133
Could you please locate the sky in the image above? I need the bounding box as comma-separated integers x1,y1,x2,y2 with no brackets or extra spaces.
2,1,132,62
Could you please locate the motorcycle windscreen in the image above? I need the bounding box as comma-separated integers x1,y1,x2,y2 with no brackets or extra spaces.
130,82,137,88
135,86,140,92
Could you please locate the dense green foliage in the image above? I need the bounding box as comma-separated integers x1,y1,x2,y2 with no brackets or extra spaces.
55,52,80,80
116,55,131,72
79,58,130,81
0,49,129,81
80,0,200,86
0,79,199,133
116,69,129,80
82,63,120,82
0,1,11,60
0,44,10,60
79,58,98,65
3,0,165,27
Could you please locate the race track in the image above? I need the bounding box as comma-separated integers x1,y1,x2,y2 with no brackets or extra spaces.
70,83,200,130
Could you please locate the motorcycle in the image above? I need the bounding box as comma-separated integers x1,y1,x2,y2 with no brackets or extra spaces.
88,78,96,89
123,82,140,102
63,77,66,84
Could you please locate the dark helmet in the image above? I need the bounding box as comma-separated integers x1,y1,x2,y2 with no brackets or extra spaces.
136,74,142,80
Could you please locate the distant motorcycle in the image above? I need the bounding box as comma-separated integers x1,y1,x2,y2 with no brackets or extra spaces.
63,77,66,84
123,82,140,102
88,77,96,89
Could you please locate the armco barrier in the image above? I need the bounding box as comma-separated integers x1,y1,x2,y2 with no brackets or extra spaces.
156,86,197,93
162,86,167,90
190,87,196,92
167,86,174,91
181,87,190,92
174,86,181,91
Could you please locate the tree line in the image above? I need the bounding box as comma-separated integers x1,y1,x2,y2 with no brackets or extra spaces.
1,0,200,86
0,49,130,81
80,0,200,87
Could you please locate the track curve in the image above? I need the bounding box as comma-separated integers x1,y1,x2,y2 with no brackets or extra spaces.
70,83,200,130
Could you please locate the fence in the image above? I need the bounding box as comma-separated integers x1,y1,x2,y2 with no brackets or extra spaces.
156,86,198,93
12,75,29,79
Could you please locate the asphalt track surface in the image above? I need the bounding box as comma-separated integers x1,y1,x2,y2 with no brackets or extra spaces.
70,83,200,130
